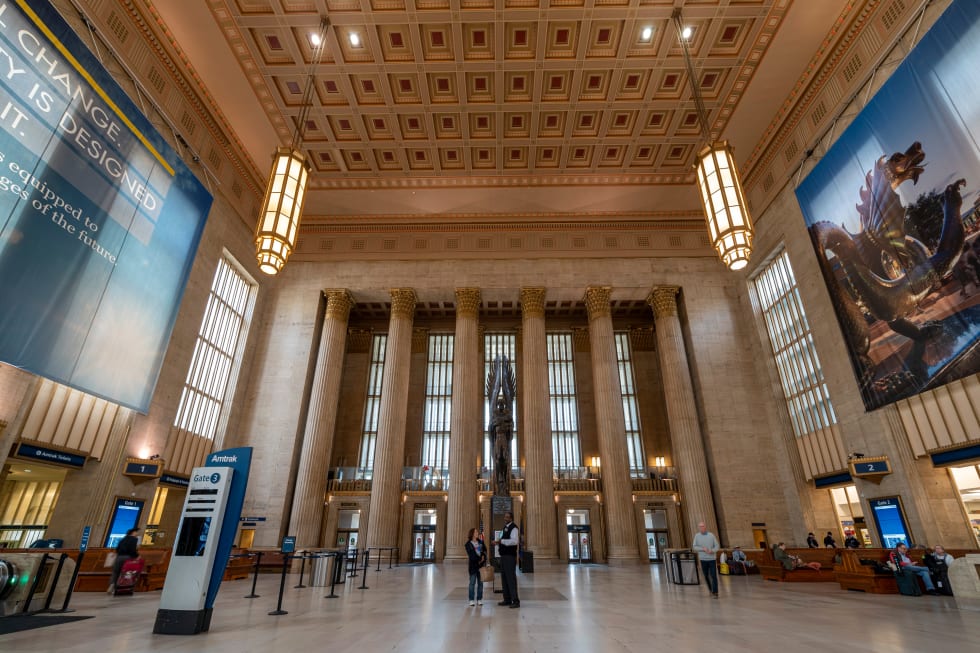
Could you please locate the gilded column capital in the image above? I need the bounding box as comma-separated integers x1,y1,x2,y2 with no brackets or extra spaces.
412,328,429,353
347,328,373,353
324,289,354,321
389,288,417,319
647,286,679,319
454,288,482,319
572,326,591,352
520,287,546,318
584,286,612,320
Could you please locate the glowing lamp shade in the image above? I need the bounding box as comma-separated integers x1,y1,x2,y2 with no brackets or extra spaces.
694,141,753,271
255,147,311,275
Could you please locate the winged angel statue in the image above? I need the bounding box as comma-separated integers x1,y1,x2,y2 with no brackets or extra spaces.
486,355,517,496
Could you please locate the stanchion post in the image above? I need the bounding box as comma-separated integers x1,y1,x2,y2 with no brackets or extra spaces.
245,551,262,599
56,550,84,613
41,553,69,611
21,553,51,614
376,548,383,572
348,548,359,578
358,550,369,590
268,554,290,616
294,552,307,589
325,552,340,599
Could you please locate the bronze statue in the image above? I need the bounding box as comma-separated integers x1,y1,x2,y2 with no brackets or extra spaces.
486,355,517,496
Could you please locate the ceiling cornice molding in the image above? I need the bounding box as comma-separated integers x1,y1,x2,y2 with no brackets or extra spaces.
742,0,880,187
124,0,266,200
309,172,698,190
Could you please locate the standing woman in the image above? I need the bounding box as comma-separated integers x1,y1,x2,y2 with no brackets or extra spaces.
464,528,486,606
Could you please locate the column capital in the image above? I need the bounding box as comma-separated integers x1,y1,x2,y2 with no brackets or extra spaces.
584,286,612,320
390,288,417,319
520,287,546,318
412,327,429,353
324,289,354,321
455,288,482,318
347,328,373,353
647,286,680,319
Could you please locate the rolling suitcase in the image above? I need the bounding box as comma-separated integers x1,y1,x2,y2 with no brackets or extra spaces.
114,557,144,595
894,570,921,596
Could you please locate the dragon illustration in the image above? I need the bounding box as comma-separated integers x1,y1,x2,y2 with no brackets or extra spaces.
486,355,517,496
810,142,967,396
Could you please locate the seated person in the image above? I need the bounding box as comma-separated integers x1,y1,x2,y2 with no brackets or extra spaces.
773,542,821,570
889,542,939,595
922,545,954,595
843,532,861,549
729,545,754,574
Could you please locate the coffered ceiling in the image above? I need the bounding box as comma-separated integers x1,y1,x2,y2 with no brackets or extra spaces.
109,0,912,261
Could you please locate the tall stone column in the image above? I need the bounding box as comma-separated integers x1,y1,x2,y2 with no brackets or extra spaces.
289,290,353,548
585,286,639,560
445,288,481,560
647,286,718,539
366,289,417,549
520,288,557,559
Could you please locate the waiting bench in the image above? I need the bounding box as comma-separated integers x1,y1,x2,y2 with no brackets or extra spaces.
758,547,839,582
834,548,980,594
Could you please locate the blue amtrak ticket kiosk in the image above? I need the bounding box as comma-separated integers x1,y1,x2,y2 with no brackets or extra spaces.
154,447,251,635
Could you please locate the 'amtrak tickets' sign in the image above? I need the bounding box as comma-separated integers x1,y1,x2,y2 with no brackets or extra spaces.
0,0,212,412
13,440,86,468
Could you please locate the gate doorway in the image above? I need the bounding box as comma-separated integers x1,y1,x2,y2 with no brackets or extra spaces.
643,509,669,562
412,507,437,562
566,508,592,563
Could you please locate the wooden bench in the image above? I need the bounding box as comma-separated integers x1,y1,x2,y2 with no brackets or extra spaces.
834,548,980,593
719,548,763,575
71,547,172,592
758,547,839,582
222,548,257,581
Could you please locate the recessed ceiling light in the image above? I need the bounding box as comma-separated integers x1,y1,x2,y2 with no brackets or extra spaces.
641,26,653,41
310,32,322,47
682,26,693,40
23,469,32,472
349,32,360,47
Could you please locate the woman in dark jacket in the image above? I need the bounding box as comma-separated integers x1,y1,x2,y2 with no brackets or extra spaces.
464,528,487,606
108,528,140,593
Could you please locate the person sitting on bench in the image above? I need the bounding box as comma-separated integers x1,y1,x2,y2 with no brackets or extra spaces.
890,543,939,595
923,545,954,595
774,542,821,570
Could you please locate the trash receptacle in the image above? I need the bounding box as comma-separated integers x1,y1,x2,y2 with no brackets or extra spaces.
667,550,700,585
310,554,336,587
520,550,533,573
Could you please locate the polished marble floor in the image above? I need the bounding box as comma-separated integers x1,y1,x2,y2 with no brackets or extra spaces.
1,562,977,652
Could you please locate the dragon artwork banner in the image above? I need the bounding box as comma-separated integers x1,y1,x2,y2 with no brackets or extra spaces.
795,0,980,412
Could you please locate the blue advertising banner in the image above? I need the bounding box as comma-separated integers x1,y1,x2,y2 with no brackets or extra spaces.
795,0,980,411
0,0,212,412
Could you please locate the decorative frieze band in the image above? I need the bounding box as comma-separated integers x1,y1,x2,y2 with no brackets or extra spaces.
520,287,546,318
584,286,612,320
647,286,679,319
455,288,482,318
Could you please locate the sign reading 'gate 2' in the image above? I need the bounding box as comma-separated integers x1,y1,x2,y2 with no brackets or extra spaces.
0,0,212,412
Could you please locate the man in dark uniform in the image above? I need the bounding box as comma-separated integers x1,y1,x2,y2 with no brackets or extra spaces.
493,512,520,608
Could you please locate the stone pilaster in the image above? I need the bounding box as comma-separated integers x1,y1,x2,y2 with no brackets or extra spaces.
648,286,718,539
585,286,639,560
366,289,417,549
445,288,481,559
289,290,353,548
520,288,557,559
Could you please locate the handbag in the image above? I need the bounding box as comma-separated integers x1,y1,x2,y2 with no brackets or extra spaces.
479,565,494,582
104,551,117,568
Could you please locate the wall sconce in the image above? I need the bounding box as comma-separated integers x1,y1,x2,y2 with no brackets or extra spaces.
654,456,666,468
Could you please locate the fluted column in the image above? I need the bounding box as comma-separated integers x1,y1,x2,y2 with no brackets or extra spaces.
445,289,481,560
520,288,557,559
366,289,417,548
648,286,718,538
289,290,353,548
585,287,639,560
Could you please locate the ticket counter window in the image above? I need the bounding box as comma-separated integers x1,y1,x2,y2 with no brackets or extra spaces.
830,485,869,546
949,464,980,546
643,509,668,562
337,509,361,554
412,508,436,562
566,509,591,563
